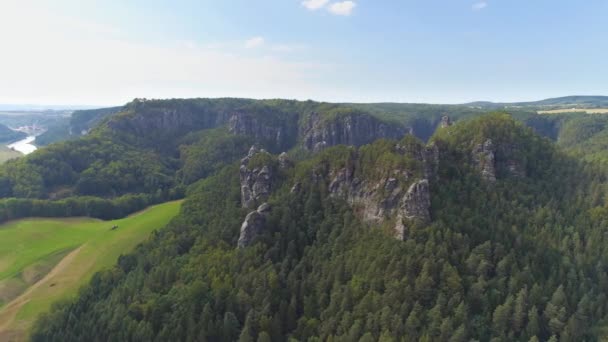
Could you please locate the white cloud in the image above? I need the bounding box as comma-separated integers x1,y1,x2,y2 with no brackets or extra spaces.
245,36,265,49
472,2,488,10
328,1,356,16
302,0,330,10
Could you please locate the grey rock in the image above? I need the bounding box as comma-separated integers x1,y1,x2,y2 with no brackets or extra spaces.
229,112,287,148
301,112,409,151
313,141,328,152
401,179,431,222
440,115,452,128
240,148,274,208
323,152,432,240
237,210,266,248
247,145,259,158
290,182,302,193
278,152,292,169
257,202,271,213
395,179,431,240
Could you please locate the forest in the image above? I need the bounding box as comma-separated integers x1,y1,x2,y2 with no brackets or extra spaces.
22,108,608,341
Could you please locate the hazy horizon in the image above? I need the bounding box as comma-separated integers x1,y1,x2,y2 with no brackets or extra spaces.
4,94,608,111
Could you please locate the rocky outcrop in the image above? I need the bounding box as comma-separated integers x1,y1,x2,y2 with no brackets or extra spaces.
320,148,432,240
278,152,292,169
472,139,497,182
326,168,431,240
237,203,271,248
440,115,452,128
472,139,526,181
301,112,408,151
394,179,431,240
240,146,273,209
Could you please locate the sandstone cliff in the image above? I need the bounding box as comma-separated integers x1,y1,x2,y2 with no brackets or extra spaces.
300,112,409,152
307,139,435,240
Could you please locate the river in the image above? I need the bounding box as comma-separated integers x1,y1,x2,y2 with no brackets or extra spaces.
7,136,37,155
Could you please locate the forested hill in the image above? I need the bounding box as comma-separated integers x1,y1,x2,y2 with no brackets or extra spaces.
466,95,608,109
29,112,608,341
0,98,484,202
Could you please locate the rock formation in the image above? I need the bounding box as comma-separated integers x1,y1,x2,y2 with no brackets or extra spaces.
278,152,292,169
300,112,408,151
440,115,452,128
472,139,526,181
237,203,271,248
318,144,433,240
240,146,273,209
229,112,294,149
108,101,229,137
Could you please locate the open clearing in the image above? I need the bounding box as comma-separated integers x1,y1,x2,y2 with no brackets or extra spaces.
0,146,21,164
538,108,608,114
0,200,182,340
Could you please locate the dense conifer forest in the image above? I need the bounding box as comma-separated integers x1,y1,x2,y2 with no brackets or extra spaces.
7,100,607,341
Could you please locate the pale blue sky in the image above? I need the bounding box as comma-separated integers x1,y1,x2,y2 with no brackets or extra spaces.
0,0,607,105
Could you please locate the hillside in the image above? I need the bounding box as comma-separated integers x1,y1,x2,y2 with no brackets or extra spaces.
0,124,26,144
0,98,481,202
0,146,22,164
35,107,122,146
0,200,182,340
467,95,608,109
2,98,608,340
24,111,608,341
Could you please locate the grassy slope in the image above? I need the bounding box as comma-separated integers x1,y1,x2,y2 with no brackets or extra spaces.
0,200,182,339
0,146,22,164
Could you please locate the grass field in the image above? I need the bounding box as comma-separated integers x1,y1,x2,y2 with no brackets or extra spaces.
0,200,182,340
538,108,608,114
0,146,22,164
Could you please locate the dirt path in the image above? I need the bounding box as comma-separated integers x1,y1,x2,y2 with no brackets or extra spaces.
0,245,83,341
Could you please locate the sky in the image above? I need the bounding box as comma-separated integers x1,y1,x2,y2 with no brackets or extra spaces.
0,0,607,106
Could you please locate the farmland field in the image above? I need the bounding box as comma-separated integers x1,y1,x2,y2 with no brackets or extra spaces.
0,146,22,164
538,108,608,114
0,200,182,340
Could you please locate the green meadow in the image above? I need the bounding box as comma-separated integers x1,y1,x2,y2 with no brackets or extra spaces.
0,200,182,339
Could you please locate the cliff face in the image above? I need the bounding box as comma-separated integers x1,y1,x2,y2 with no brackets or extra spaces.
107,99,415,154
300,112,409,152
472,139,526,182
108,106,231,139
228,112,298,151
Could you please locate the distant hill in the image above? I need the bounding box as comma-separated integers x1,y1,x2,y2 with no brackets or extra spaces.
0,104,98,111
35,106,122,146
466,95,608,108
0,123,26,143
